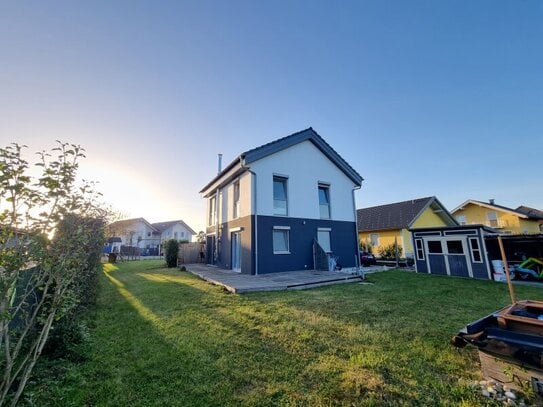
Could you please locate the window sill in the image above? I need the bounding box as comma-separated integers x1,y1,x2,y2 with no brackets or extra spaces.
273,251,291,255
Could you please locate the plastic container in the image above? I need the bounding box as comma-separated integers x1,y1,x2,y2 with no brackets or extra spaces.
492,260,505,273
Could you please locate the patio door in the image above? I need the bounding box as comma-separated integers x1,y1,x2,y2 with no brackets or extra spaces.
231,232,241,272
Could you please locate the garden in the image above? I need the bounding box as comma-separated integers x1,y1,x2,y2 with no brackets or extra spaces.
25,260,543,406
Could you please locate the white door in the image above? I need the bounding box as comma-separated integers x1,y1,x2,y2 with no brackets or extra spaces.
231,232,241,272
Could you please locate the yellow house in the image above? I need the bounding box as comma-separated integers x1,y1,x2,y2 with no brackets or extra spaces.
451,199,543,235
357,196,457,258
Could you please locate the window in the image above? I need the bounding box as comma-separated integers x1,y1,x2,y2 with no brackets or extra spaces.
233,181,240,218
469,237,482,263
181,231,185,238
317,228,331,253
427,241,443,254
208,196,216,226
273,176,288,216
456,215,466,225
370,233,379,247
487,211,498,228
174,232,178,239
446,240,463,254
147,232,151,237
273,226,290,254
415,239,424,260
318,184,330,219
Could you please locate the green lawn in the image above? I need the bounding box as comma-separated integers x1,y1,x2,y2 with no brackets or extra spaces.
28,261,543,406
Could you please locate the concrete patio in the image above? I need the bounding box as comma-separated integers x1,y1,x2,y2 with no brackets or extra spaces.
185,263,364,293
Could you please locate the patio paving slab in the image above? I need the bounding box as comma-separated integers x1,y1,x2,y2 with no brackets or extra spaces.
185,263,363,293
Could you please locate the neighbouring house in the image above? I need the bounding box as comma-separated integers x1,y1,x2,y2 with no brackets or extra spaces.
451,199,543,234
199,127,363,274
515,206,543,233
152,220,197,245
106,217,196,255
357,197,458,259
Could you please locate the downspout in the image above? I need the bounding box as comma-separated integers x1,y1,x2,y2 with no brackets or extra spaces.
352,185,363,279
214,154,222,264
240,157,258,275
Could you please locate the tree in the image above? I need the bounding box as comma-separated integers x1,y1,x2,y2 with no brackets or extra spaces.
0,142,109,405
164,239,179,268
196,231,206,244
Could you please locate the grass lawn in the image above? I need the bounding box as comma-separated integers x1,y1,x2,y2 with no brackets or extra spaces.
27,261,543,406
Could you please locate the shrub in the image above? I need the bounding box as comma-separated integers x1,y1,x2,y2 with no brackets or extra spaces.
378,242,403,260
360,241,374,253
164,239,179,268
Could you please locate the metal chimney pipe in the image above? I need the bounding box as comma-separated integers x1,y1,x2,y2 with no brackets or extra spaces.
217,154,223,174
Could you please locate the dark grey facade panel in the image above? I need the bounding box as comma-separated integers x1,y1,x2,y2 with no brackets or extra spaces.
214,215,254,275
256,215,358,274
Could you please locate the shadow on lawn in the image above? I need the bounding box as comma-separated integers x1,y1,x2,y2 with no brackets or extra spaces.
106,268,482,406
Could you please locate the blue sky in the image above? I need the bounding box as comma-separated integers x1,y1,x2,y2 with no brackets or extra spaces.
1,1,542,232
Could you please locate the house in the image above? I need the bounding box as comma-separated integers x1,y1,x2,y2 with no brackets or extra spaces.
106,217,196,255
515,206,543,233
152,220,197,245
199,127,363,274
357,197,457,258
451,200,543,234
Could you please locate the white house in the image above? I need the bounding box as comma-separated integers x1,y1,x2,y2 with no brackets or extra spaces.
106,217,196,255
199,128,364,274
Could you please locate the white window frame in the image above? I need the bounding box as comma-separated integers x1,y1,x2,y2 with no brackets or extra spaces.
317,227,332,253
208,196,216,226
370,233,379,247
487,211,498,228
469,237,483,263
456,215,466,225
273,175,288,216
415,238,425,260
233,181,240,219
273,226,290,254
318,183,331,219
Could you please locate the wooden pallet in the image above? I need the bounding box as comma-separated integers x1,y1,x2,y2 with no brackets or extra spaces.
479,350,543,395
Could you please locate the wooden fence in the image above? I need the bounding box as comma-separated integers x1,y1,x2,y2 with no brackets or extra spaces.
178,242,206,264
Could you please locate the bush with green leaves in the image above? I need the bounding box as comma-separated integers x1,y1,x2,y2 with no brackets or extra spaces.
0,142,108,405
164,239,179,268
359,241,374,253
378,242,403,260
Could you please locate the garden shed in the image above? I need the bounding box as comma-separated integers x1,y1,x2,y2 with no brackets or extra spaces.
410,225,496,279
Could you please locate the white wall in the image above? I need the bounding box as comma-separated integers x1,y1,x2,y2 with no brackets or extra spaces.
212,171,253,224
161,223,195,241
249,141,356,221
116,220,157,248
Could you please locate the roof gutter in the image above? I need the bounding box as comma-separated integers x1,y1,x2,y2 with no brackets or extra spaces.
240,156,259,276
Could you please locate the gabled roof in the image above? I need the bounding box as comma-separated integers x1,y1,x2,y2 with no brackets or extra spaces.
200,128,363,195
357,196,457,232
151,220,196,235
108,218,196,236
516,205,543,220
451,200,534,219
108,217,158,232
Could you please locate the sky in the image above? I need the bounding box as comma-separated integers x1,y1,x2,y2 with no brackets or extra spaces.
1,1,542,233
